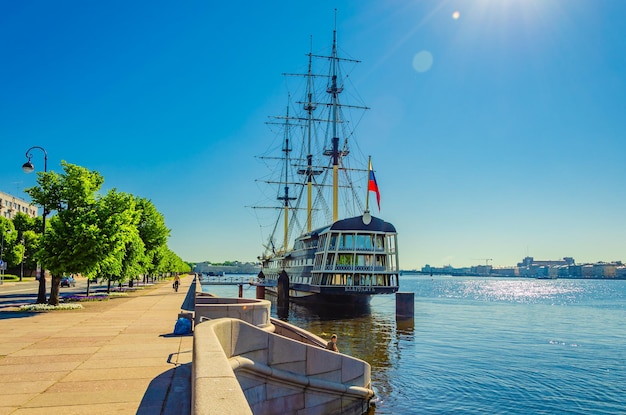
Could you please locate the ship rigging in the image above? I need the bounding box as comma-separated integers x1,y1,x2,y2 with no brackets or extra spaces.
253,19,399,306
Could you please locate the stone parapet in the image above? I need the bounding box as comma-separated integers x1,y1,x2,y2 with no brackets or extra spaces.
192,317,373,415
194,294,271,328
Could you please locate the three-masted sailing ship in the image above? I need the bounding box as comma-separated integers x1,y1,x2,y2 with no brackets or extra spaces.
255,22,399,306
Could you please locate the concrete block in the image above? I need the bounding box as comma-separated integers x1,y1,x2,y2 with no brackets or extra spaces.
341,396,371,415
306,346,341,376
240,348,269,366
341,358,368,384
235,373,266,391
193,377,252,415
269,335,306,365
303,391,340,412
265,379,302,400
272,360,306,375
253,307,270,326
207,320,233,356
309,368,342,384
261,391,305,414
193,351,235,379
241,383,266,406
232,323,269,359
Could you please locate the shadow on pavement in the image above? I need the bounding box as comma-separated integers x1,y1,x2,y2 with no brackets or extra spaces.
159,333,193,338
136,363,191,415
0,311,36,320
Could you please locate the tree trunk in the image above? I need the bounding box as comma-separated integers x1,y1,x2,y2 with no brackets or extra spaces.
48,274,61,306
86,278,91,297
36,271,47,304
107,279,111,293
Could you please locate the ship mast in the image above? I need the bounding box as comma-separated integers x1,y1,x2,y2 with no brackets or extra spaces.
319,13,365,223
277,102,296,250
304,39,318,232
328,24,342,223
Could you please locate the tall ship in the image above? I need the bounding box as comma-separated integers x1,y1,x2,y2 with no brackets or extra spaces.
255,20,399,306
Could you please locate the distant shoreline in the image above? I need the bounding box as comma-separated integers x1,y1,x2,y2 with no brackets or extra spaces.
400,270,626,280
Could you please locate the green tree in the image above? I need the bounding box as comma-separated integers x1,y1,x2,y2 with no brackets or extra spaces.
136,198,169,282
26,161,105,305
92,190,143,290
12,213,39,278
21,230,39,278
25,161,185,303
12,212,37,234
0,217,23,268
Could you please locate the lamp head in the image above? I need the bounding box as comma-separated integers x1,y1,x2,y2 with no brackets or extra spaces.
22,161,35,173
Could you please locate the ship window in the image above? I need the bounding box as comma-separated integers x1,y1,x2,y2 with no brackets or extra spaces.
375,235,384,250
337,253,354,266
354,274,362,286
329,234,337,250
356,234,372,250
376,255,386,268
326,254,335,266
340,234,354,249
386,235,396,253
356,254,373,267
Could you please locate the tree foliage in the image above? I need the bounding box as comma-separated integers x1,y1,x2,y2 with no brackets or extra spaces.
0,217,23,266
24,161,187,304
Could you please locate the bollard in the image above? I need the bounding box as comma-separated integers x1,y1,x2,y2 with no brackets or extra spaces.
277,270,289,316
256,285,266,299
396,292,414,320
238,284,243,298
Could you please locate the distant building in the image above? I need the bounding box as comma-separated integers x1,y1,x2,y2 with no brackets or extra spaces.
593,263,617,278
471,265,493,275
491,267,518,277
581,264,594,277
516,256,576,278
616,267,626,278
568,265,583,278
0,190,38,219
517,256,575,268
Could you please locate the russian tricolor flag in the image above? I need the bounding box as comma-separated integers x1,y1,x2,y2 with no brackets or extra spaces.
368,160,381,211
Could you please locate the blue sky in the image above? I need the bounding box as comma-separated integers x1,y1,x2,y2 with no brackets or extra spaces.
1,0,625,268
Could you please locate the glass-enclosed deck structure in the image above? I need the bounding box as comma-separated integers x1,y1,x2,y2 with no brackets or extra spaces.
262,215,399,304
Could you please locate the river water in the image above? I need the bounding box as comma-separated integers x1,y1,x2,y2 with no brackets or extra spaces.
202,275,626,414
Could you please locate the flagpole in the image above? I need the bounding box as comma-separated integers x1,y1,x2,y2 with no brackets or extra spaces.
365,155,371,213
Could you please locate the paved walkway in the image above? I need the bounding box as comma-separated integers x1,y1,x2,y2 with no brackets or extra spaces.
0,275,193,415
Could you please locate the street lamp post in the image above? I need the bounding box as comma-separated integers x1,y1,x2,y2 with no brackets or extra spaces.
0,229,10,285
0,230,5,284
23,146,48,304
20,238,25,282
